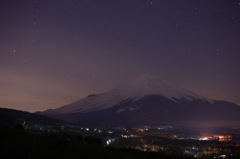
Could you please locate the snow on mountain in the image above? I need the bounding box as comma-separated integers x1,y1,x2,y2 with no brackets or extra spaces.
108,75,211,102
44,75,212,115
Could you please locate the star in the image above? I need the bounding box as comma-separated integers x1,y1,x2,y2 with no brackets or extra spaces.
31,39,36,43
147,0,153,5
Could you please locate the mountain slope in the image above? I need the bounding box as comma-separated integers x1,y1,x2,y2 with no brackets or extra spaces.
43,75,240,127
44,75,212,114
0,107,65,127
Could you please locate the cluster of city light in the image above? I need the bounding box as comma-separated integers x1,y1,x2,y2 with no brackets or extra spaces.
199,135,232,141
106,138,115,145
214,135,232,141
136,127,149,132
199,137,210,141
108,131,113,134
22,123,240,159
121,134,138,139
93,128,102,133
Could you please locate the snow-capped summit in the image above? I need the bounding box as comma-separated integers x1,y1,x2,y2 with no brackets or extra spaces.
44,75,211,114
109,74,211,102
43,75,240,127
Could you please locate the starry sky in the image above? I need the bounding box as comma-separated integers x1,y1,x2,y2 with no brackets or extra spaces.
0,0,240,112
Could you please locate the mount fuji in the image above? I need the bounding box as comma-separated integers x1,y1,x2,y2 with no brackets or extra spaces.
43,75,240,127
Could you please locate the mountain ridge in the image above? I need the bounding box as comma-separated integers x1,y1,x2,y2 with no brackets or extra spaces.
42,75,240,127
44,75,213,115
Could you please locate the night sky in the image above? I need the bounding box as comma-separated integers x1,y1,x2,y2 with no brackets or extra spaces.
1,0,240,112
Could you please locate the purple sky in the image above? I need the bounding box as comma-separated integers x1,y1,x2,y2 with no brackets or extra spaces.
0,0,240,112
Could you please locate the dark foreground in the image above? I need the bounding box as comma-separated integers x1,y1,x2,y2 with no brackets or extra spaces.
0,108,239,159
0,125,200,159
